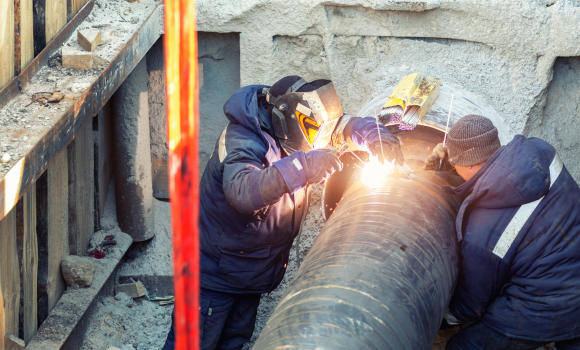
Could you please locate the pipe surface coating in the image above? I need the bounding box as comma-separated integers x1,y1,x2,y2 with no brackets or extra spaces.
253,170,463,350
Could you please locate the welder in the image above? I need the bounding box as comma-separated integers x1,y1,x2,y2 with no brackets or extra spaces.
162,76,403,350
424,114,580,350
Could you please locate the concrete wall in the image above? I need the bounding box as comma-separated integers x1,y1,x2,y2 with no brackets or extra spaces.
196,0,580,183
525,57,580,182
147,33,240,199
198,32,241,172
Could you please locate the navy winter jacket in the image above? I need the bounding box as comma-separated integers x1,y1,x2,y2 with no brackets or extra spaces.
445,135,580,341
199,85,309,294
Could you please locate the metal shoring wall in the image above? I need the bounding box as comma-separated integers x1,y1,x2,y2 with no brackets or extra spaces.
252,170,462,350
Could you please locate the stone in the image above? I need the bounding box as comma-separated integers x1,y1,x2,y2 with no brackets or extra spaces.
107,347,121,350
114,282,145,298
61,256,95,287
62,46,93,69
4,333,25,350
2,153,11,163
77,29,101,52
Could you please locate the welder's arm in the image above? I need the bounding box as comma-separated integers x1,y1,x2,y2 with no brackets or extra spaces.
447,240,510,323
222,146,290,214
222,147,341,215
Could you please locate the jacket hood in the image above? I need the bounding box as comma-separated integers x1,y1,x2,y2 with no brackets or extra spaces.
223,85,272,136
446,135,555,209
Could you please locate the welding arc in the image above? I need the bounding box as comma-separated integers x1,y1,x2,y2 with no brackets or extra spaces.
252,171,462,350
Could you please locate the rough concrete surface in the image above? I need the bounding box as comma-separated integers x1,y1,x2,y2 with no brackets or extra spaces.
196,0,580,183
198,32,241,173
112,57,155,242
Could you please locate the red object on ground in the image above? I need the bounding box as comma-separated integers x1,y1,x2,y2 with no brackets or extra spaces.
164,0,199,347
89,249,106,259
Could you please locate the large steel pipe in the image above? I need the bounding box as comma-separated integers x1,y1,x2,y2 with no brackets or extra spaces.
253,170,462,350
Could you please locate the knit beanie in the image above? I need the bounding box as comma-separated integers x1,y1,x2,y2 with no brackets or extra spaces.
447,114,501,166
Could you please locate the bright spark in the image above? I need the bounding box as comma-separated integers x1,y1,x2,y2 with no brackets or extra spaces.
360,156,395,186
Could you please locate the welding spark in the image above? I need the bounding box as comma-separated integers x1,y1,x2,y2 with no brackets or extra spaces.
360,156,395,186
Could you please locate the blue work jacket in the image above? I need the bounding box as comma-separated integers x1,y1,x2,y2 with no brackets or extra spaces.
445,135,580,341
199,85,308,294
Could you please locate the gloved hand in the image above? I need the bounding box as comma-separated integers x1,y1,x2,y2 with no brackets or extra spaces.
273,150,343,193
303,149,343,183
423,143,454,171
350,117,404,165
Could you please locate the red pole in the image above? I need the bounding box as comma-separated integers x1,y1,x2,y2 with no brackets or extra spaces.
164,0,199,347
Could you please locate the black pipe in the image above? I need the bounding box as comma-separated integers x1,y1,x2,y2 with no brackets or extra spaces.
252,170,463,350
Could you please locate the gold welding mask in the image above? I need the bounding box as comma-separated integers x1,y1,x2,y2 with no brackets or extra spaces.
264,80,343,154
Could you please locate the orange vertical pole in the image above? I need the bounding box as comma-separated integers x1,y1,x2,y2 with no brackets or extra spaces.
164,0,199,347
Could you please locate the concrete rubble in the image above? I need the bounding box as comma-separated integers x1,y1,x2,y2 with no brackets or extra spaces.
61,256,96,288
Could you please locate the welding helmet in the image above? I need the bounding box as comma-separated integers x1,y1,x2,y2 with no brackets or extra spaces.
263,76,344,154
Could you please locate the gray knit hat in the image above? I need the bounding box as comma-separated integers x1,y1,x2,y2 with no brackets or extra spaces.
447,114,501,166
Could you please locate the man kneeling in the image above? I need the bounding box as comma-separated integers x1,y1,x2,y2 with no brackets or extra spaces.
425,115,580,350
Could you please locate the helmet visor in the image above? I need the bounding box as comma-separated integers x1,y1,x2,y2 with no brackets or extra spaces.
301,82,343,149
296,111,320,146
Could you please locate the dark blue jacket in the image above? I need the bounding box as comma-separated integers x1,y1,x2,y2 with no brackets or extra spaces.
199,85,308,294
445,135,580,341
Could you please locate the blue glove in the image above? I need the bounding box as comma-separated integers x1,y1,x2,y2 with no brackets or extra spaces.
350,117,404,164
273,150,343,193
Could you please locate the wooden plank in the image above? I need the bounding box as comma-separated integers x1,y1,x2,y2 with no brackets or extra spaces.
0,0,15,89
45,0,66,44
0,208,21,350
22,184,37,344
0,3,162,223
36,150,68,325
47,151,68,312
68,121,94,256
67,0,88,21
15,0,34,75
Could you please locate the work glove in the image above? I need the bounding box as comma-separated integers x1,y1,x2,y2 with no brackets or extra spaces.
273,150,343,193
423,143,454,171
350,117,404,165
303,149,343,183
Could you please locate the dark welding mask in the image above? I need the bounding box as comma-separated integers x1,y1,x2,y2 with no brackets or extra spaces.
264,79,343,154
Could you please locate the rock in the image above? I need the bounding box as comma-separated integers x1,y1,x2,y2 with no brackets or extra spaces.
108,347,121,350
61,256,95,287
62,46,93,69
115,281,145,298
2,153,11,163
46,75,57,82
4,333,25,350
78,29,102,52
